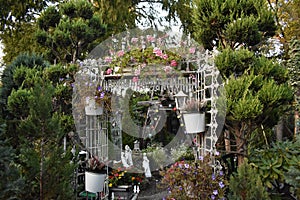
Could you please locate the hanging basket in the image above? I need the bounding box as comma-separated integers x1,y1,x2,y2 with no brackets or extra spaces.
85,98,103,116
85,172,106,193
182,113,205,134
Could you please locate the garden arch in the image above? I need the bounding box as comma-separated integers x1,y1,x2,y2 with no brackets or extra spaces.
72,29,224,168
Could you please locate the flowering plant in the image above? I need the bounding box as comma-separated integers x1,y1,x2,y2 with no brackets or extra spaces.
110,47,180,70
86,155,110,173
103,34,200,82
106,46,182,82
75,79,112,112
182,98,207,112
159,154,227,199
108,167,144,187
93,84,112,111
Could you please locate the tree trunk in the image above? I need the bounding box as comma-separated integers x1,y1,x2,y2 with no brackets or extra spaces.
40,138,44,200
224,129,231,153
276,118,283,141
295,110,299,137
235,127,245,166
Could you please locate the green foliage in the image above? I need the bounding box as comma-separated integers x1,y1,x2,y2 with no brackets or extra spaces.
35,0,106,63
37,6,61,30
228,158,270,200
160,154,227,200
0,53,49,118
121,90,150,146
0,0,61,32
285,166,300,199
7,89,32,119
215,48,255,78
192,0,276,50
225,15,261,48
1,23,47,64
225,73,263,120
147,145,168,169
250,138,300,197
0,122,25,199
13,67,43,89
170,143,195,162
215,47,293,166
17,80,75,199
277,0,300,41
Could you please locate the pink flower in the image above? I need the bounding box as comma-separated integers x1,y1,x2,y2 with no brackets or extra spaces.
162,54,168,59
106,68,113,75
189,47,196,54
170,60,178,67
105,56,112,63
164,66,172,73
132,76,139,82
131,37,138,43
134,68,140,76
117,50,125,57
147,35,155,42
153,47,163,57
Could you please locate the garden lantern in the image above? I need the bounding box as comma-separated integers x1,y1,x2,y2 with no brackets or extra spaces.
174,91,188,110
134,140,140,151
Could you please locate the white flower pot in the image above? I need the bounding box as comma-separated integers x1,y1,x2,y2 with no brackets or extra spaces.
85,172,106,193
85,98,103,116
182,113,205,134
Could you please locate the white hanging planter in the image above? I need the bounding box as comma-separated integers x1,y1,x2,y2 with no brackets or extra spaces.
85,98,103,116
182,112,205,134
85,172,106,193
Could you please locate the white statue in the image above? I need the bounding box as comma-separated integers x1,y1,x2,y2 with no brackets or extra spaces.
142,153,152,178
121,152,129,168
125,145,133,166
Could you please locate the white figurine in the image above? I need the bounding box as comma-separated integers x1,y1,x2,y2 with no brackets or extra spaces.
142,153,152,178
121,152,129,168
125,145,133,166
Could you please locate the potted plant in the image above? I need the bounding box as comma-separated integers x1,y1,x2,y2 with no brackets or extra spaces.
84,155,110,194
182,98,206,134
84,84,112,116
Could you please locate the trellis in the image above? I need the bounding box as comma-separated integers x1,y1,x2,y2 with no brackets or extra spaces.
72,30,224,178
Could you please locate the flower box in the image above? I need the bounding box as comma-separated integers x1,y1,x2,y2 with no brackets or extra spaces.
183,112,205,134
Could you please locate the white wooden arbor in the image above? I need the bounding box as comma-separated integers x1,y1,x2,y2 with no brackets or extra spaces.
72,30,224,169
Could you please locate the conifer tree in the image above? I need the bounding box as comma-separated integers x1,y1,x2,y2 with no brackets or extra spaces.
35,0,106,63
192,0,294,165
229,159,270,200
0,121,25,199
18,79,75,199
